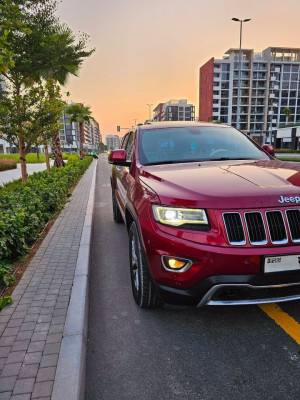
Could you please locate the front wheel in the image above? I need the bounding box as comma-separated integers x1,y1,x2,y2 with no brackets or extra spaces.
129,222,162,308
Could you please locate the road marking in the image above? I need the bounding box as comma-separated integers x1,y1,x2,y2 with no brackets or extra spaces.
259,303,300,345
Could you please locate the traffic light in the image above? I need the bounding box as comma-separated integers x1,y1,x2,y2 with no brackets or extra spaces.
117,126,120,132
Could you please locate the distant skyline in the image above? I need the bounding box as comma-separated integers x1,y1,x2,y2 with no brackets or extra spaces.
57,0,300,138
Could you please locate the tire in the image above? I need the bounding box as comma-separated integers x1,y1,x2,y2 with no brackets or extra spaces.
129,222,162,308
112,189,123,223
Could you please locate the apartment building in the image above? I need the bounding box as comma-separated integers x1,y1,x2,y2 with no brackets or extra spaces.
106,135,121,150
59,108,102,152
199,47,300,134
153,99,195,122
89,120,101,149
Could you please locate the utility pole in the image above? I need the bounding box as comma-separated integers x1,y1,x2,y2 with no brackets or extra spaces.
146,104,153,121
231,18,251,131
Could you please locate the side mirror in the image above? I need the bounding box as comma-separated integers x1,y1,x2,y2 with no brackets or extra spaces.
108,149,131,166
262,144,275,156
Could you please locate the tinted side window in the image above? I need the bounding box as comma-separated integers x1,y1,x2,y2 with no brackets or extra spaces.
126,132,135,161
121,134,129,149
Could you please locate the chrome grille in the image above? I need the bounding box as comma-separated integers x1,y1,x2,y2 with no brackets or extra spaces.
222,213,246,245
266,211,288,244
244,212,267,244
286,209,300,242
223,209,297,246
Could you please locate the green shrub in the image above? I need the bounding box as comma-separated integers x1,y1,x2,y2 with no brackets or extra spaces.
26,154,46,163
0,157,93,262
277,157,300,162
0,159,17,171
275,149,300,153
0,261,14,311
0,153,46,163
63,153,80,161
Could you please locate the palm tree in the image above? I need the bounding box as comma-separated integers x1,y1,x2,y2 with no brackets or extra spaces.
65,103,94,159
283,107,292,125
38,25,94,166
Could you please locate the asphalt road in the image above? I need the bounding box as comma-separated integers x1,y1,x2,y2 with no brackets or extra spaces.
86,155,300,400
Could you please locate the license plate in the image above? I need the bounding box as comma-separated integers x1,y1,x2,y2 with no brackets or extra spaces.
264,254,300,273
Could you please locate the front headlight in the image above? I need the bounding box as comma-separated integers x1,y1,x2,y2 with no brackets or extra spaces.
152,205,209,227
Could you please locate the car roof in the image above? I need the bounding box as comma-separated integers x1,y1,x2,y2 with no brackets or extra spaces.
138,121,231,130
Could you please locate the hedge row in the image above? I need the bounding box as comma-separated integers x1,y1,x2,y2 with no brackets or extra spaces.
0,157,93,262
0,154,46,163
0,159,17,171
275,149,300,153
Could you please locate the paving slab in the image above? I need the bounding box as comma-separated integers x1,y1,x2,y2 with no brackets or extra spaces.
0,160,97,399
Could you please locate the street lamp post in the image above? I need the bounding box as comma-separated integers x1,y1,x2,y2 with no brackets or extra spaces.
231,18,251,131
146,104,153,121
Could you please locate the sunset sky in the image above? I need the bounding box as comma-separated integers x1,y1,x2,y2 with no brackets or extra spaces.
57,0,300,139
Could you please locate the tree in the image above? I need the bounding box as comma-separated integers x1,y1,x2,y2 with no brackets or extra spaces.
283,107,292,125
36,24,95,167
31,79,66,172
0,0,31,74
65,103,94,159
0,78,64,182
98,142,108,152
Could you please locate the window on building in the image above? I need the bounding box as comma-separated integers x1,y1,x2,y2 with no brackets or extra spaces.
222,64,230,71
221,72,230,80
282,82,289,89
283,65,291,72
282,73,290,81
292,65,299,73
290,82,298,90
291,73,298,81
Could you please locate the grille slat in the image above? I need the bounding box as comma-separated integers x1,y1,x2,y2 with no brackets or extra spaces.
286,210,300,242
245,212,267,244
223,213,245,245
266,211,287,243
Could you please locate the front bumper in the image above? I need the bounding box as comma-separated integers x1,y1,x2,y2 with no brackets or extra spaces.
139,217,300,306
157,273,300,306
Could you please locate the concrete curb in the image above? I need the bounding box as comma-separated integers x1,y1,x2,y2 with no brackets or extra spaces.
51,160,97,400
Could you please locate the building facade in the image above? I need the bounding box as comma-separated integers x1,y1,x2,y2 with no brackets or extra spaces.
106,135,121,150
153,99,195,121
59,107,102,153
199,47,300,134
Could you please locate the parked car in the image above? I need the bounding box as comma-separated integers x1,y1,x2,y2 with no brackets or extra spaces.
109,121,300,308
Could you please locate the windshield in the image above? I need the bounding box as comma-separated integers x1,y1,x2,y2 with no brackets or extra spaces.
138,126,270,165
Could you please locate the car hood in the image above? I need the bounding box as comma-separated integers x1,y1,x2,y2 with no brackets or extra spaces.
138,159,300,209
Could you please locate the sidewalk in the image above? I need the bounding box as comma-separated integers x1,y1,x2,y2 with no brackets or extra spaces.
0,160,97,399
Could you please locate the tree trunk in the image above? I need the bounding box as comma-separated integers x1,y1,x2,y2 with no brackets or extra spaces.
44,143,51,172
79,123,85,159
52,132,65,167
18,135,28,183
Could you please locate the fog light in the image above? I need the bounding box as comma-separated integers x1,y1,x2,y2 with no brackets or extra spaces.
162,256,193,273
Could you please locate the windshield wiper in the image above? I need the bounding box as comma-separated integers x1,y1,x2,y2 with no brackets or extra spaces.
143,160,200,166
207,157,256,161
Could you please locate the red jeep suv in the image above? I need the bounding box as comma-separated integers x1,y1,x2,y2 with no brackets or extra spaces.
109,122,300,308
